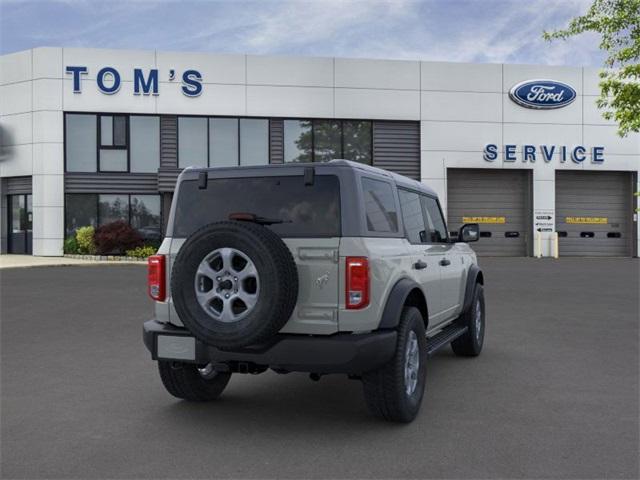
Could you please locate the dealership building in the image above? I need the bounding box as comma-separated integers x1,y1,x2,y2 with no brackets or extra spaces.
0,47,638,257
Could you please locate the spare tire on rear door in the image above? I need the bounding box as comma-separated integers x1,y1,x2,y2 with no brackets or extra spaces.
171,221,299,349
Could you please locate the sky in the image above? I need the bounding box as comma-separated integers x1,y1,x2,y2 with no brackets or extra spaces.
0,0,604,66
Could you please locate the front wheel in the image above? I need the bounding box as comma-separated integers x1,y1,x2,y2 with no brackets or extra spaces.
362,307,427,423
451,283,485,357
158,361,231,401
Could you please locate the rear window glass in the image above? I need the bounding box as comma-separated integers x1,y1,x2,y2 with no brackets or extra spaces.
173,175,340,238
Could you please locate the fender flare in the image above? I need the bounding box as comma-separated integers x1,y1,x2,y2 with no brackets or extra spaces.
461,264,484,314
377,278,426,330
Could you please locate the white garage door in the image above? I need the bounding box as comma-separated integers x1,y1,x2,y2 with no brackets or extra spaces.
556,171,634,257
447,169,531,256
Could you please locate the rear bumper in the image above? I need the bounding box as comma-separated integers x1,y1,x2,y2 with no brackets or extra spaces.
143,319,397,374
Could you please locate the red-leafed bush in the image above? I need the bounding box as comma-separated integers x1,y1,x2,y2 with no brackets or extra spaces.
94,220,143,255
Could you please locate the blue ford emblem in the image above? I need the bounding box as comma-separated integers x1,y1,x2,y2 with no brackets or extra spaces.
509,79,577,109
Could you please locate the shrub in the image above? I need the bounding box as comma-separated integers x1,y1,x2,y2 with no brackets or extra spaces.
64,236,79,254
125,245,158,258
94,220,143,255
75,226,97,254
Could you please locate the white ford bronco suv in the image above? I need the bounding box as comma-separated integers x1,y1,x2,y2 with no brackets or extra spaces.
143,160,484,422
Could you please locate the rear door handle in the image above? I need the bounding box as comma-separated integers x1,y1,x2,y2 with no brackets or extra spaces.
439,258,451,266
413,260,427,270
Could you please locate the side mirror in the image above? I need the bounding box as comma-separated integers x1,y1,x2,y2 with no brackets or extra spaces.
458,223,480,242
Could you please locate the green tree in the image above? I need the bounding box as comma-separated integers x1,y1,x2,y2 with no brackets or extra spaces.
543,0,640,136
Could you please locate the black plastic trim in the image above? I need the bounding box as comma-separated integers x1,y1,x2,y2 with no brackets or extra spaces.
378,278,423,330
461,264,483,314
143,320,397,375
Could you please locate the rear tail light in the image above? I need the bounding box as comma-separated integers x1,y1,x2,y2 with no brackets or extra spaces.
345,256,369,309
148,255,166,301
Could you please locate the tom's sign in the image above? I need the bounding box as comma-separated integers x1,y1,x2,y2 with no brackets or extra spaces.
65,66,203,97
509,79,576,109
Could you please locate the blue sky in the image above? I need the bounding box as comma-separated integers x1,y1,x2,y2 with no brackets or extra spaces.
0,0,604,66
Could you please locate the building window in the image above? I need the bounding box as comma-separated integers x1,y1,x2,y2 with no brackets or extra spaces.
130,116,160,173
209,118,238,167
361,177,398,233
313,120,342,163
98,194,129,224
65,194,98,236
65,114,97,172
65,113,160,173
65,193,162,243
99,115,128,172
178,117,208,168
240,118,269,166
131,195,162,242
284,120,312,163
343,121,372,164
284,119,372,164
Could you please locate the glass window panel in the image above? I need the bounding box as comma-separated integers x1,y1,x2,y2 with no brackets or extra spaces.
100,149,127,171
343,121,372,164
113,116,127,146
313,120,341,163
65,114,97,172
240,119,268,166
421,196,449,243
178,117,208,168
284,120,312,163
65,194,97,236
131,195,162,243
26,195,32,231
399,189,426,243
209,118,238,167
10,195,24,233
98,195,129,226
130,116,160,173
100,116,113,146
174,175,340,238
361,177,398,233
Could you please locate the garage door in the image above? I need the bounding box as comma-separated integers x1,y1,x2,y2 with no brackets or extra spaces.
447,169,531,256
556,171,633,256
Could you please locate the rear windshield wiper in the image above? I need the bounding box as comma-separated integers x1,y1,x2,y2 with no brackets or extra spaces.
228,212,291,226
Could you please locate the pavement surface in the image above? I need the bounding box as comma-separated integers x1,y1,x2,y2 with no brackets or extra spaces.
1,258,638,479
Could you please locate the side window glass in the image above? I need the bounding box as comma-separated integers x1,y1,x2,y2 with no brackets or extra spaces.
421,196,448,243
398,189,427,243
361,178,398,233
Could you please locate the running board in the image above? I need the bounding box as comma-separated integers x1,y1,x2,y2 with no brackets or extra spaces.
426,324,468,356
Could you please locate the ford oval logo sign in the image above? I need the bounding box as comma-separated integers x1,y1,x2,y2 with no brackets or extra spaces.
509,79,577,109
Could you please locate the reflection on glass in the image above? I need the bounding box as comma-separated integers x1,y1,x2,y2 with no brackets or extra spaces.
130,116,160,173
343,121,371,164
284,120,312,163
210,118,239,167
100,149,127,171
98,195,129,225
313,120,341,163
240,119,268,165
65,114,97,172
131,195,162,243
65,194,98,235
178,117,208,168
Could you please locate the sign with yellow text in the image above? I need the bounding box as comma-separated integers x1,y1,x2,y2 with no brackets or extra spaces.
462,216,506,224
565,217,608,224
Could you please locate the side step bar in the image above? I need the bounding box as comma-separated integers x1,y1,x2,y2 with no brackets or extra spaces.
426,324,468,357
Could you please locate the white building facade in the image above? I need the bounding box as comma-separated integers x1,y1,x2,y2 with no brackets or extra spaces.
1,47,638,257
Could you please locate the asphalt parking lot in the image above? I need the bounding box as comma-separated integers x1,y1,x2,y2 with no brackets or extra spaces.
1,258,638,479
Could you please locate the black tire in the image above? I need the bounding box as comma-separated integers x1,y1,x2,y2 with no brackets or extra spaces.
158,361,231,401
362,307,427,423
171,221,298,349
451,283,485,357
